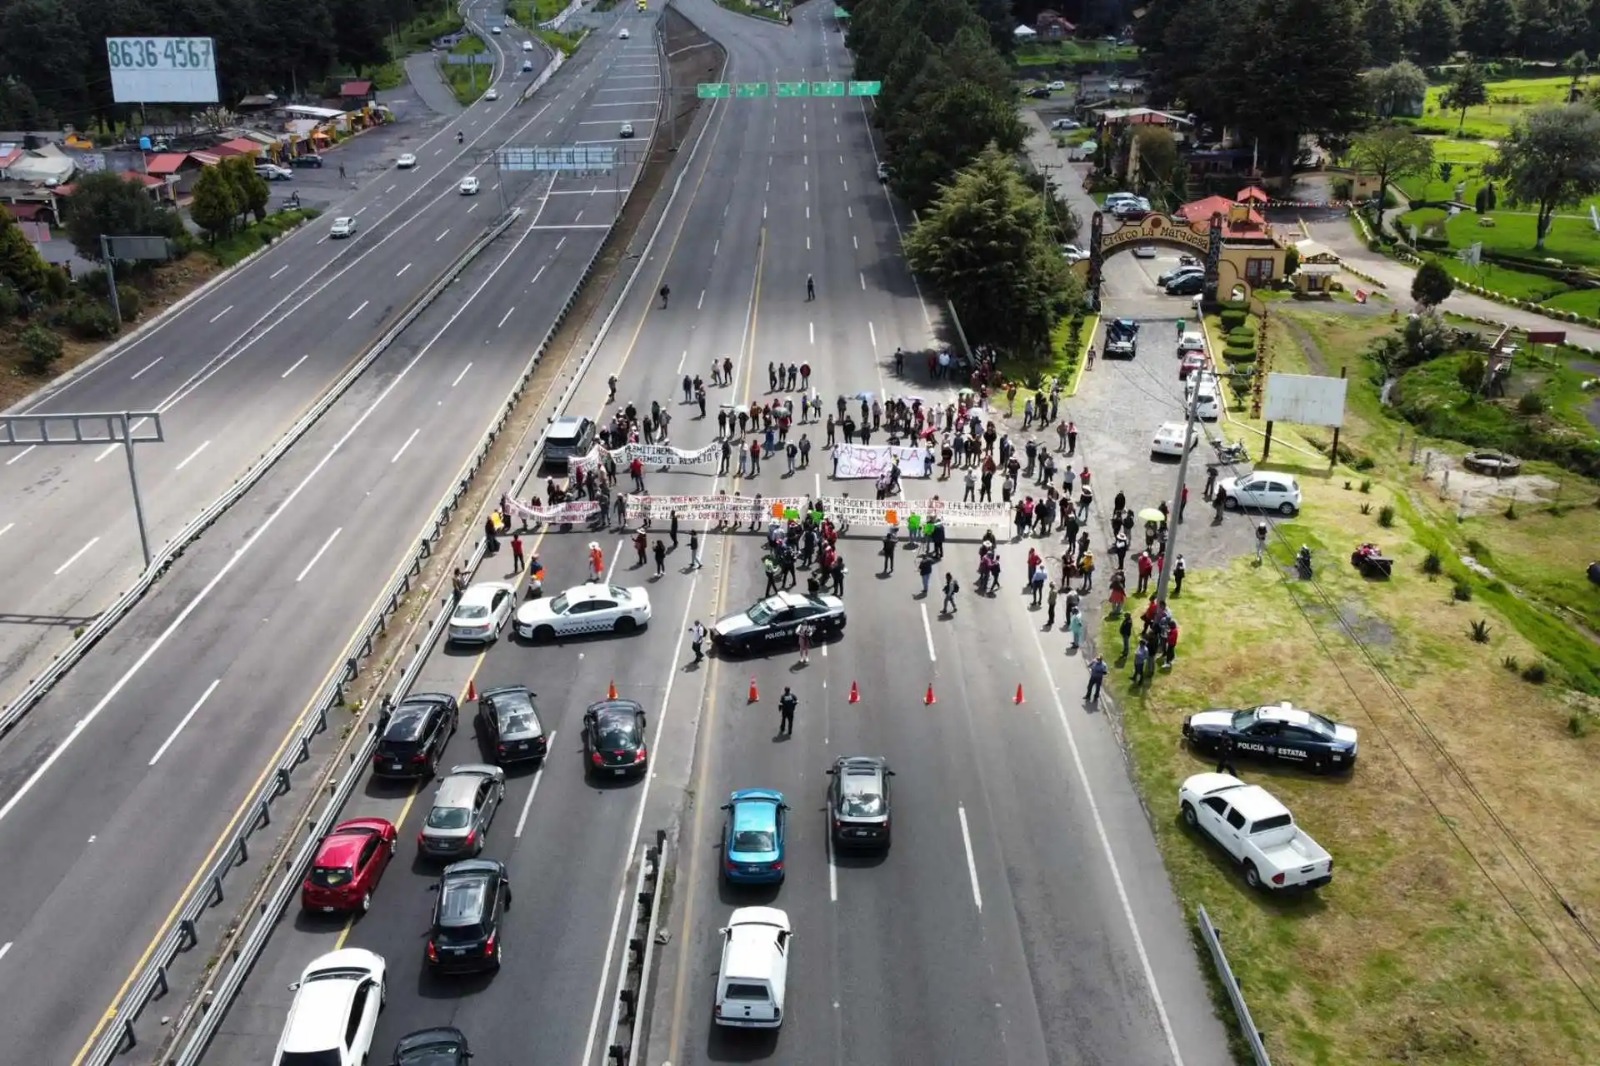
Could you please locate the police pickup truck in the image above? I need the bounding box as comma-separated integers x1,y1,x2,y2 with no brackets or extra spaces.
1179,773,1333,891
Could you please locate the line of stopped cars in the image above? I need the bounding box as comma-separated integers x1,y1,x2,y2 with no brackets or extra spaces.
1179,701,1358,892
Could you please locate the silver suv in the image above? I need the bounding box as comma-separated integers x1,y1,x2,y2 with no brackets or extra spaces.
542,415,595,470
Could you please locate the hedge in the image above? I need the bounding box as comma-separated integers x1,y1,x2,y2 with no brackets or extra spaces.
1219,308,1248,330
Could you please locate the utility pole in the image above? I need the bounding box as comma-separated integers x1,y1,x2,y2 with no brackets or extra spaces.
1151,389,1198,605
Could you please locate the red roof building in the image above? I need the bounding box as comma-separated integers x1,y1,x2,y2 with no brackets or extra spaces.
1176,194,1269,239
215,137,262,157
340,80,375,101
144,152,193,176
1236,186,1271,204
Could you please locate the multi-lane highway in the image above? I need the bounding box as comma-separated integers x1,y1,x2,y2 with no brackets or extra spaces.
194,3,1234,1066
0,3,548,709
0,10,668,1063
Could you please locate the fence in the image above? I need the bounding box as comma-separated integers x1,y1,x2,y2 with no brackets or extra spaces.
1197,904,1272,1066
602,831,669,1065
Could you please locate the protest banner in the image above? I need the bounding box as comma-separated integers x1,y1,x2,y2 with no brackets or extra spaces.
829,444,932,479
508,498,601,524
622,493,1008,529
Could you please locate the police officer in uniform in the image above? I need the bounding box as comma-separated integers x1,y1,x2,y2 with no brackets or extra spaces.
1216,733,1238,776
778,687,798,736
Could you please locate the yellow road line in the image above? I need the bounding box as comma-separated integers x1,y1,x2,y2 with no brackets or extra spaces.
666,225,766,1056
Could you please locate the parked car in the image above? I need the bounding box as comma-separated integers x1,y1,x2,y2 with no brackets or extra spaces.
426,860,511,975
1103,318,1138,359
713,907,791,1028
877,161,891,183
1186,372,1221,420
711,591,846,655
301,818,398,914
1177,329,1207,353
1178,773,1334,891
1060,243,1090,263
1150,421,1192,458
1183,701,1359,773
448,581,516,644
418,765,505,860
1025,87,1051,99
1165,273,1205,296
1050,117,1081,131
1046,80,1068,90
541,414,595,470
514,583,651,641
477,684,548,765
1215,472,1303,515
274,949,386,1066
826,755,894,850
721,789,789,884
580,698,649,778
1131,244,1156,258
289,153,323,168
255,163,293,181
1179,350,1208,379
373,693,459,780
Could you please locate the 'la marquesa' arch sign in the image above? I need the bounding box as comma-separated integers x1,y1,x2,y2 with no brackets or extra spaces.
1084,211,1226,312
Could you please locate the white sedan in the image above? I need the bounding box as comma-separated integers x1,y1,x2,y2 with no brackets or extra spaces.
448,581,517,644
459,176,480,195
485,88,500,100
329,216,358,239
1150,421,1193,458
396,153,417,169
620,28,630,38
515,584,652,641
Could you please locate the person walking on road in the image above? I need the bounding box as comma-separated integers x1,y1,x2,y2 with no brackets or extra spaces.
1084,655,1109,704
690,620,707,664
1045,582,1058,628
880,530,897,574
1254,521,1268,565
797,621,814,664
806,274,815,301
659,284,670,309
917,553,934,597
941,572,959,614
653,539,667,577
669,510,680,549
511,534,525,573
688,529,702,570
778,687,798,736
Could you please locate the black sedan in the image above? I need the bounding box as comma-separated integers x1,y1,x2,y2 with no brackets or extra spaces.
1183,701,1359,773
393,1026,471,1065
477,684,547,765
710,592,846,655
582,699,648,779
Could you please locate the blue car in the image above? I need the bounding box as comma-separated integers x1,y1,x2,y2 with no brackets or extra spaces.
721,789,789,884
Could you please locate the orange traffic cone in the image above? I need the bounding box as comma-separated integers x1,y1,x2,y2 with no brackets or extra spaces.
608,679,619,700
924,682,937,706
848,680,860,704
466,679,477,702
748,676,760,703
1014,683,1025,705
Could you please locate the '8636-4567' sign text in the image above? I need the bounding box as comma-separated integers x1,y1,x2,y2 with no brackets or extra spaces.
105,36,220,104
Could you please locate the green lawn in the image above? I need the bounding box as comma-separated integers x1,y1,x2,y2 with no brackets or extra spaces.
1407,74,1579,139
1400,203,1600,316
1392,136,1496,202
510,0,569,25
442,35,493,105
1013,38,1138,68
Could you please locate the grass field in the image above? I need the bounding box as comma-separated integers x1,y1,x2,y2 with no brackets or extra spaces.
1392,136,1496,202
1109,308,1600,1065
1013,38,1138,69
441,35,492,105
1409,74,1579,139
1405,206,1600,266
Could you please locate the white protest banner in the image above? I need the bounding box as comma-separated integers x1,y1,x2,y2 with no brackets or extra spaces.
512,499,600,524
622,494,1009,529
830,444,932,479
626,442,720,468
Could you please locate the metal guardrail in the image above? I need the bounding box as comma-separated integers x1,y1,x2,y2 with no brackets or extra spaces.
164,42,706,1061
0,210,516,749
603,831,668,1065
1197,905,1272,1066
71,210,520,1066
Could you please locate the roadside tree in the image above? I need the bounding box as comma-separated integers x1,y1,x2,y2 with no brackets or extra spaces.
885,80,1022,210
1361,0,1412,63
1411,260,1456,307
221,156,271,225
1406,0,1461,63
1461,0,1521,56
1366,60,1427,119
190,166,242,240
1441,61,1489,135
904,146,1080,359
0,205,50,294
61,171,183,262
1491,103,1600,248
1350,124,1434,219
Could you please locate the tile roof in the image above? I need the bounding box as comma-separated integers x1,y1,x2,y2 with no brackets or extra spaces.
340,80,374,97
1176,195,1270,239
144,152,191,175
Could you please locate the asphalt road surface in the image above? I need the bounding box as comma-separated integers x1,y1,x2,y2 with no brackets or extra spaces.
0,1,561,710
0,15,665,1064
194,4,1234,1066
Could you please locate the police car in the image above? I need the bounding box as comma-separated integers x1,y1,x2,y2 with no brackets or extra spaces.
513,583,652,641
711,592,846,656
1182,701,1358,773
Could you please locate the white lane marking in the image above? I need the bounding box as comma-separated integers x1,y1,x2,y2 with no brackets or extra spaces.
6,445,36,466
396,262,412,277
847,205,853,219
713,238,719,256
469,202,479,214
605,538,622,583
208,304,233,323
385,183,396,193
809,322,814,345
530,264,547,287
0,942,10,962
295,527,342,583
391,428,420,464
555,236,566,250
920,603,937,662
497,306,516,328
826,823,838,902
859,271,866,291
451,362,473,388
805,205,809,219
763,203,768,220
346,299,369,320
579,574,701,1066
1026,624,1186,1064
435,228,450,242
148,679,221,766
53,537,100,577
281,354,309,378
174,440,211,471
853,234,858,250
957,805,983,912
513,731,555,838
697,289,705,310
676,350,687,374
868,322,877,350
130,356,163,380
0,522,10,539
806,236,811,250
270,264,289,279
355,206,368,216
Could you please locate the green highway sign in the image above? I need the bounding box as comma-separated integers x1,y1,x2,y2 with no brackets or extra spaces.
777,81,810,97
848,80,882,96
834,5,850,16
736,81,770,98
811,81,846,96
697,82,731,98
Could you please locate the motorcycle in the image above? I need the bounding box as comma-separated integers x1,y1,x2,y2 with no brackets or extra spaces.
1212,437,1248,463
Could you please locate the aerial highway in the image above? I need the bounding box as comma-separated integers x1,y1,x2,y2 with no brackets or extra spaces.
0,3,564,710
0,13,665,1063
193,2,1234,1066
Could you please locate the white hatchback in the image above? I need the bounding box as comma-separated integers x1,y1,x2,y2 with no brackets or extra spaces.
1217,473,1303,516
274,949,386,1066
459,176,480,195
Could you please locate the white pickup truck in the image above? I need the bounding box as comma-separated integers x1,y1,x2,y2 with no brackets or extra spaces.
1178,773,1333,891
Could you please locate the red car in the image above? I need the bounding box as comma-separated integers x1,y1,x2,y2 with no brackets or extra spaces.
300,818,398,914
1180,351,1208,379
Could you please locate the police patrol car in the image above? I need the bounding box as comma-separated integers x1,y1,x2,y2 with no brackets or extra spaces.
513,583,652,641
1182,701,1358,773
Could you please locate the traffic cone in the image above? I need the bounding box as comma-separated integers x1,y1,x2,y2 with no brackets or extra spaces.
848,680,860,704
924,682,937,706
466,679,477,702
608,679,619,700
1014,683,1025,705
748,676,760,703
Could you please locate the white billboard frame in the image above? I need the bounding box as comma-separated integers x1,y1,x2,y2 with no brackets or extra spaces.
1262,372,1348,429
106,37,220,104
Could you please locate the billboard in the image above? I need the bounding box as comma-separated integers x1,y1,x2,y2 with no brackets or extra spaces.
1262,373,1348,428
106,37,220,104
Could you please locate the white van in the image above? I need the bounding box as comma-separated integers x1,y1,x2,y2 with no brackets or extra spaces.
714,907,791,1029
1186,372,1221,421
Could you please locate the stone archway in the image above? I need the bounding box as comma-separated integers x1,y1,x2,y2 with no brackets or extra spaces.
1085,211,1226,312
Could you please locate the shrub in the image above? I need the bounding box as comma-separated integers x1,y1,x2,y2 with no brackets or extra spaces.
73,268,111,296
0,282,21,322
114,284,141,323
1359,502,1373,514
1504,500,1518,519
1377,504,1396,527
1223,344,1257,363
1569,712,1589,737
59,299,119,340
1452,577,1472,601
1219,308,1247,330
1354,455,1376,471
1521,661,1548,684
19,323,63,374
1502,654,1520,672
1469,619,1491,642
1422,551,1443,575
1359,478,1372,493
1517,391,1546,415
1226,326,1256,345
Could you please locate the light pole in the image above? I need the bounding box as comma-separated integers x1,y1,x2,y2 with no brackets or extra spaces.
1151,388,1198,606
